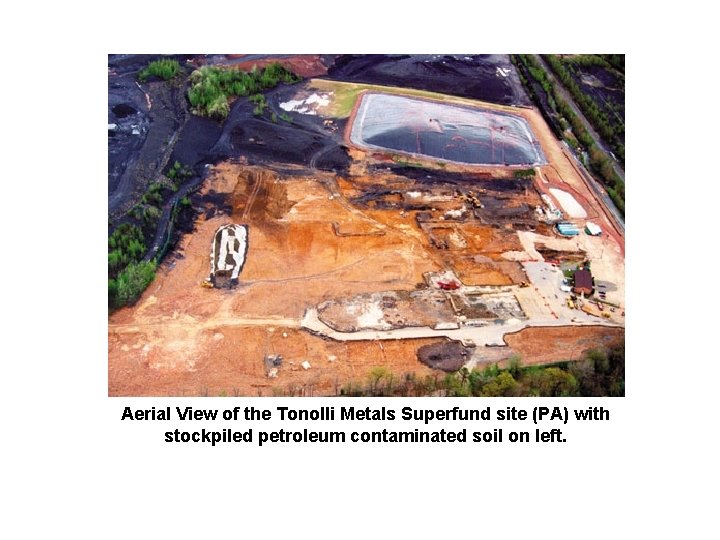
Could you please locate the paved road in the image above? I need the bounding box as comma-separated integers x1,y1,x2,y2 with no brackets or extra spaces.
534,55,625,183
300,307,618,347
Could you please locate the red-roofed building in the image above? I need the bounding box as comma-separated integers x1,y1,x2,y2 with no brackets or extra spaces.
573,269,593,295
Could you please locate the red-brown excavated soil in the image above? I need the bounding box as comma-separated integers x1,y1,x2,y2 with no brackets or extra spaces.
502,325,624,367
222,55,330,78
109,163,450,396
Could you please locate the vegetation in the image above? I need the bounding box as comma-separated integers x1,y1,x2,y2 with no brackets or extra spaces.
166,160,193,181
129,161,194,235
513,54,625,215
110,260,157,308
513,168,536,179
108,224,156,309
249,93,268,116
187,63,300,120
138,59,180,82
543,54,624,164
108,160,196,311
338,340,624,397
108,224,145,277
601,54,625,73
392,156,427,168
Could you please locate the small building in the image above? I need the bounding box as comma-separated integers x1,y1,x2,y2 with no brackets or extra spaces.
557,222,579,236
573,269,593,295
585,222,602,236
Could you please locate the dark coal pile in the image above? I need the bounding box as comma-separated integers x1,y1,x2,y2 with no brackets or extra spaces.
108,67,151,195
417,341,470,372
328,54,529,106
170,115,223,167
312,145,350,172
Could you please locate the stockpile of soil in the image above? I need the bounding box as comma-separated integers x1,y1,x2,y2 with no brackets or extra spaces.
417,341,470,372
328,54,529,106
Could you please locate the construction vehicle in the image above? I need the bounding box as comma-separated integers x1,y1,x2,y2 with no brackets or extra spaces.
567,299,575,309
201,279,214,289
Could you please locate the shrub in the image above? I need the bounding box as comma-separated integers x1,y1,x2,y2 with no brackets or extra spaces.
187,63,299,120
138,59,180,82
108,223,146,278
113,260,157,307
513,168,535,179
142,205,161,224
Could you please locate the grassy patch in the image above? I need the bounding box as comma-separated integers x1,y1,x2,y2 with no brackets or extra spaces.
513,168,536,179
308,78,522,119
249,93,268,116
110,260,157,309
138,59,180,82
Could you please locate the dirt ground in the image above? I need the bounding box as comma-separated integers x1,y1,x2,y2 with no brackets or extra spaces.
503,326,624,367
109,163,452,396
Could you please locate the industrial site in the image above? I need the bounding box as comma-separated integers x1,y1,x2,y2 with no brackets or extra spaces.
108,54,625,396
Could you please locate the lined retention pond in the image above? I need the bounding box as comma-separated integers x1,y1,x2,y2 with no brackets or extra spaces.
349,93,546,166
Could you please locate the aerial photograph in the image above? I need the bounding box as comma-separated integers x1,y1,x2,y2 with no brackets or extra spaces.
108,54,625,397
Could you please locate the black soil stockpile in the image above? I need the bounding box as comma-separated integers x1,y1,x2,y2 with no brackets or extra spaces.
328,54,529,106
417,341,470,372
170,115,223,167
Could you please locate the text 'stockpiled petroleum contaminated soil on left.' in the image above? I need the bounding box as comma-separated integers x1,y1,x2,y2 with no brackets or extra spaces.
120,404,612,447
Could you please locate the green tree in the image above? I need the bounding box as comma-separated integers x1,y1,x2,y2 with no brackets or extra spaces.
525,367,579,396
481,371,520,397
114,260,157,307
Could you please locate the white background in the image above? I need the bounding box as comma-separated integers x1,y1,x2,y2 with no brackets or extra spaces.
2,1,718,538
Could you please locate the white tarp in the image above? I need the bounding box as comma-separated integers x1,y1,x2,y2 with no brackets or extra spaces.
211,224,248,280
549,188,587,218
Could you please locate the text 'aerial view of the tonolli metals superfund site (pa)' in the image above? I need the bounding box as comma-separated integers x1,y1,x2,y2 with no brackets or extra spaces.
108,54,625,397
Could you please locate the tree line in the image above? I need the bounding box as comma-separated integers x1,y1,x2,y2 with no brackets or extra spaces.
543,54,624,164
336,340,624,397
513,54,625,215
